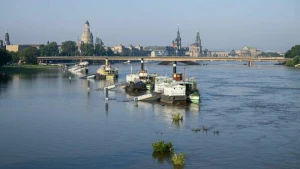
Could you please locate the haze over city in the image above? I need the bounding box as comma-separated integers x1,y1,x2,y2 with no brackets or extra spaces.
1,0,299,52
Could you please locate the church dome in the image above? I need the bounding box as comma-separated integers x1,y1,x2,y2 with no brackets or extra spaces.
81,20,93,44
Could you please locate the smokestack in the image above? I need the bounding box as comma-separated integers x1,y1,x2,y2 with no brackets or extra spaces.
173,61,177,74
140,58,144,70
105,58,108,66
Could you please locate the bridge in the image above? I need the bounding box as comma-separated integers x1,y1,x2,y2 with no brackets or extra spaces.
37,56,289,62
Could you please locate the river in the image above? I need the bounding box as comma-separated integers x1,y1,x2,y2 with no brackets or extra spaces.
0,62,299,169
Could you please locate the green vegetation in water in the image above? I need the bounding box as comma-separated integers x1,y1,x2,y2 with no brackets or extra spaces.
152,140,174,153
191,128,201,132
203,126,209,132
172,113,183,122
214,130,220,135
171,152,185,166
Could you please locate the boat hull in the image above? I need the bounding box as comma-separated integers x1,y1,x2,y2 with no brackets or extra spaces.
188,96,200,104
95,74,118,80
160,95,187,104
125,82,147,92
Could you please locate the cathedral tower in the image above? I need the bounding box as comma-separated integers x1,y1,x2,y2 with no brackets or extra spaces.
5,30,10,45
195,29,202,56
81,20,93,44
175,26,181,49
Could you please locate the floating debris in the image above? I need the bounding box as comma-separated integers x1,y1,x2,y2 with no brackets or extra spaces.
214,130,220,135
191,128,201,132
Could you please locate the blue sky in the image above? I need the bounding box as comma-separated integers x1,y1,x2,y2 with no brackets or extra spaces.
1,0,299,52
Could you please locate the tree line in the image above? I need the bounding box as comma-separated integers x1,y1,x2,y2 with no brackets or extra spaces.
40,40,114,56
0,40,115,65
284,45,300,66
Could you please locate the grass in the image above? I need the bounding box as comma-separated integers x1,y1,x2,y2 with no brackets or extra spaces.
171,152,185,166
0,64,59,74
172,113,183,122
152,140,173,153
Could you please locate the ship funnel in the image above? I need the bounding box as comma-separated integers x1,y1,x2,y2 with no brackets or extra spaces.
172,61,182,81
105,58,108,66
140,58,144,70
173,61,177,74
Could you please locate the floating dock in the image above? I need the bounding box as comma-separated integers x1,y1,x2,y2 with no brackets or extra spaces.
134,93,161,101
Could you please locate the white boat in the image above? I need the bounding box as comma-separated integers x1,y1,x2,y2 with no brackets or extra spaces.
156,61,200,104
87,75,95,79
160,78,200,104
68,61,89,74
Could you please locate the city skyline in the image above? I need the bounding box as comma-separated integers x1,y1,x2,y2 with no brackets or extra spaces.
1,0,299,52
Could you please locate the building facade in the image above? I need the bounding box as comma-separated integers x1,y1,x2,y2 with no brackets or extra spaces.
110,44,146,56
229,46,261,57
241,46,261,57
150,50,169,57
189,30,202,57
95,36,103,45
81,20,94,44
202,49,228,57
6,45,31,52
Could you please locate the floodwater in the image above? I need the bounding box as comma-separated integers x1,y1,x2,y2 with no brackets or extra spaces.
0,62,299,169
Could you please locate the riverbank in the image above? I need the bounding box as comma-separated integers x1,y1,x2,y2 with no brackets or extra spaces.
0,64,60,74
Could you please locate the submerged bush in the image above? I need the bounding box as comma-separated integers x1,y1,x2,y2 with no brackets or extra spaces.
191,128,201,132
172,113,183,122
152,140,174,153
171,152,185,165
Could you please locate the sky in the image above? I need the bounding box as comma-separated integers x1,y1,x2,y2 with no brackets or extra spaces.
0,0,299,52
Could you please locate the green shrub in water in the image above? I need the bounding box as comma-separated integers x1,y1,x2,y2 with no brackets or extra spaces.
152,140,174,153
172,113,183,122
171,152,185,165
191,128,201,132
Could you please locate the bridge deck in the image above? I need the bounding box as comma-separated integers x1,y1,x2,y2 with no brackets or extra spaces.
37,56,289,62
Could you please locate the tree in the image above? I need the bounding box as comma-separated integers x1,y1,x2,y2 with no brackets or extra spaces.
20,47,39,64
39,42,59,56
80,43,94,56
0,48,12,66
259,52,280,57
106,47,114,56
61,41,78,56
9,51,20,63
94,44,106,56
285,45,300,58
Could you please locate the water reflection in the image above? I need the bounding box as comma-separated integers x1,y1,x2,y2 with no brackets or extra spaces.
128,100,201,127
173,165,184,169
96,79,116,89
105,102,109,115
152,152,172,164
0,73,12,95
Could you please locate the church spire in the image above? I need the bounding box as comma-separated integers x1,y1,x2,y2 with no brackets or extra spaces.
195,29,201,45
5,30,10,45
177,24,180,37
